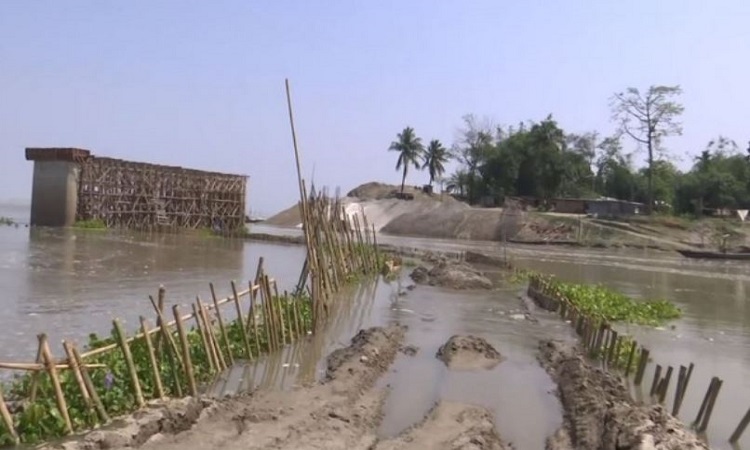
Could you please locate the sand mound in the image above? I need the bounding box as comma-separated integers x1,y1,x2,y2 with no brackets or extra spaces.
539,340,708,450
376,401,510,450
347,182,427,200
410,261,493,290
436,335,503,370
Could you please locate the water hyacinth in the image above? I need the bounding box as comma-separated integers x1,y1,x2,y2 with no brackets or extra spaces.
532,273,681,326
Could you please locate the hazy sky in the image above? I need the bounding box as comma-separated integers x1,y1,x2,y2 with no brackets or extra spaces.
2,1,748,215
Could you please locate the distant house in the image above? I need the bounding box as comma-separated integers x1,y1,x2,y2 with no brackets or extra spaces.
587,199,644,217
549,197,644,217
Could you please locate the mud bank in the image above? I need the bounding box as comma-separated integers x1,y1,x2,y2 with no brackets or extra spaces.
376,401,511,450
436,335,503,370
410,261,493,290
539,340,709,450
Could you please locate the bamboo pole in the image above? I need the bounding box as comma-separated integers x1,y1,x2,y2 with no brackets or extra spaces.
231,281,253,359
139,317,165,399
730,407,750,444
28,339,44,401
192,303,216,373
650,365,663,397
698,377,722,433
248,281,261,357
210,282,234,365
198,298,225,371
273,280,288,345
113,319,145,408
154,285,166,359
62,340,93,417
0,361,106,371
624,341,638,377
694,377,719,429
672,365,687,416
634,348,650,386
70,345,109,423
173,305,198,397
39,334,73,434
148,294,182,397
657,366,673,404
0,386,19,445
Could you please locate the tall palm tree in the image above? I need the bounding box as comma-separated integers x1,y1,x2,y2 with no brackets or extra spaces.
422,139,450,188
388,127,424,194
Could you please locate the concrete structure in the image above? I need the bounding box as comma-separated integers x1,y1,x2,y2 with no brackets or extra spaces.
587,199,644,217
26,147,248,231
26,148,87,227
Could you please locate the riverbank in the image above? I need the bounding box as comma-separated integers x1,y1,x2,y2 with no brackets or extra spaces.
35,253,710,450
263,182,750,252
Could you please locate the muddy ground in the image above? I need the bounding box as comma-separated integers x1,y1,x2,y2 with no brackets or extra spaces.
46,325,513,450
539,340,708,450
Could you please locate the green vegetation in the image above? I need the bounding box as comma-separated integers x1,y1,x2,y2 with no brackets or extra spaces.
0,217,15,226
391,84,750,219
0,295,313,445
73,219,107,229
533,273,681,326
388,127,425,194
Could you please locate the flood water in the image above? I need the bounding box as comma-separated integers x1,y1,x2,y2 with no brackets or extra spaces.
2,210,750,449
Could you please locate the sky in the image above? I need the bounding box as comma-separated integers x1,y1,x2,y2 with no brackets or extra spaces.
1,1,749,216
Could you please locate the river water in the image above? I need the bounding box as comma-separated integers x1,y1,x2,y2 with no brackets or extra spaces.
1,208,748,449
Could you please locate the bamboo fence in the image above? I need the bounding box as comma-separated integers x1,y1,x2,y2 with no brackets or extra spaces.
527,274,746,445
0,193,380,446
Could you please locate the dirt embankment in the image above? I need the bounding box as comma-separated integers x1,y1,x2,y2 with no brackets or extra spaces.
48,325,511,450
539,340,709,450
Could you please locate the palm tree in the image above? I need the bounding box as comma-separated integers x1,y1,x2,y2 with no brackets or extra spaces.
388,127,424,194
422,139,450,188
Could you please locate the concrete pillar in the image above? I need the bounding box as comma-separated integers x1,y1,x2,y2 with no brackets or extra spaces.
29,160,80,227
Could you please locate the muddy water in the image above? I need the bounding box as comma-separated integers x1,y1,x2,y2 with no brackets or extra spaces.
5,215,750,448
0,225,305,362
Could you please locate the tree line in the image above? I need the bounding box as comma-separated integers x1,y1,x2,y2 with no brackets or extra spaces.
388,85,750,216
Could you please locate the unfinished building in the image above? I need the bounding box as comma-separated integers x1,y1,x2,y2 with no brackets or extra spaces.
25,148,247,232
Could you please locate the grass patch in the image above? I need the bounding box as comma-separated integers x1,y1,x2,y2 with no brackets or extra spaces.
534,274,681,326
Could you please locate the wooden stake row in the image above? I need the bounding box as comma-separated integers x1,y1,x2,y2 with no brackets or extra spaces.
526,275,739,442
0,268,314,444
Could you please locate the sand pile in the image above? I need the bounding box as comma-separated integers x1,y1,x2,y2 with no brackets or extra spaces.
410,261,493,290
436,335,503,370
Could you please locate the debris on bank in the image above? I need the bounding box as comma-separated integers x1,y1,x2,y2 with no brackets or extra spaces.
436,335,503,370
539,340,709,450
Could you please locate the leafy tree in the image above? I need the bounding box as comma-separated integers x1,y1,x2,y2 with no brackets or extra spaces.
388,127,424,194
454,114,495,203
611,85,684,213
422,139,450,187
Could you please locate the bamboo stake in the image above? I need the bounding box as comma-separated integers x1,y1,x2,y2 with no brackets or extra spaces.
635,348,650,386
672,365,687,416
149,295,182,397
248,281,261,356
70,345,109,423
113,319,145,408
231,281,253,359
694,377,719,429
173,305,198,397
210,282,234,365
139,317,165,399
657,366,673,404
198,298,225,371
0,386,19,445
698,377,722,433
650,365,663,397
274,281,288,345
154,285,166,359
192,303,216,373
730,407,750,444
28,339,44,401
62,340,93,417
39,334,72,434
624,341,638,377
